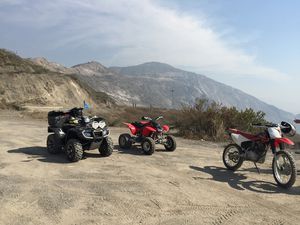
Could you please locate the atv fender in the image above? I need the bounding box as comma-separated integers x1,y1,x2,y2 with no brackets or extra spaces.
142,126,156,137
123,123,137,135
65,129,79,143
162,125,170,132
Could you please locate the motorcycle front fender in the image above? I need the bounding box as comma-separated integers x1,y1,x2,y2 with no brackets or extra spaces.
274,138,294,146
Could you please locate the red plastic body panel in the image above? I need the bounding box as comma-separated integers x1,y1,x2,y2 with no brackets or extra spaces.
162,125,169,132
123,122,137,135
228,128,261,141
142,126,156,136
274,137,294,146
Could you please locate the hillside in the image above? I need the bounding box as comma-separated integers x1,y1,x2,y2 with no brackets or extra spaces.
0,49,112,111
28,55,295,122
83,62,295,122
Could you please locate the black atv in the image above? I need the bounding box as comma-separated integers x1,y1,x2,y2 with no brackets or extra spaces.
46,107,113,162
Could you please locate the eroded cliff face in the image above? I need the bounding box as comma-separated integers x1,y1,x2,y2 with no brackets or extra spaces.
0,49,99,110
0,73,97,109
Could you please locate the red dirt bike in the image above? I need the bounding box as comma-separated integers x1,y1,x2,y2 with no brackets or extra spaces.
118,116,176,155
223,121,297,188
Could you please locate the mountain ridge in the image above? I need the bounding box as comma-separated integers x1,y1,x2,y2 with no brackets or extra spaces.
27,54,295,122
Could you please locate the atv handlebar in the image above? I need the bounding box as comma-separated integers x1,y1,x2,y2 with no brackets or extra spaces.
141,116,152,121
154,116,163,121
141,116,163,121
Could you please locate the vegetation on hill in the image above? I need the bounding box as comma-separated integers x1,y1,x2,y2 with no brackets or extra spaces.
175,99,268,141
97,98,267,142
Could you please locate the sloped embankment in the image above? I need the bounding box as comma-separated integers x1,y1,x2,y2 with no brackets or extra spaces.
0,49,111,110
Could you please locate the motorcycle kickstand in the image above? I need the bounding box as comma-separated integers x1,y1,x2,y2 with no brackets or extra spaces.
253,162,260,174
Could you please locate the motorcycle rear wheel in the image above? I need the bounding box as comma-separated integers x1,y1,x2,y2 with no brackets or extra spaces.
223,144,244,171
272,150,296,189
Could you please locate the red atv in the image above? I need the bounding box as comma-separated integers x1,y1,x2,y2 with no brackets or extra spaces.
118,116,176,155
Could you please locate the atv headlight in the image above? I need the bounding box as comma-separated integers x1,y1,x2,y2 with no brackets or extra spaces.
99,121,106,129
92,121,99,129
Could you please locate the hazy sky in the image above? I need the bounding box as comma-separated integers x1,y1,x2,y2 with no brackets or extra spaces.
0,0,299,114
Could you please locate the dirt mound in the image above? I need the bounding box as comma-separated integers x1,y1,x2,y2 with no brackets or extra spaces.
0,49,113,111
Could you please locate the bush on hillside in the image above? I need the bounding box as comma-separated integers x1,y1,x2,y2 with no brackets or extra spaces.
175,98,267,141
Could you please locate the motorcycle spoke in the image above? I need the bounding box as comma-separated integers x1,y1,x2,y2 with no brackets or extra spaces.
225,147,240,167
274,154,292,184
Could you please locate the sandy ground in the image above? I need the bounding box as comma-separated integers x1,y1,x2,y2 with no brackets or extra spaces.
0,111,300,225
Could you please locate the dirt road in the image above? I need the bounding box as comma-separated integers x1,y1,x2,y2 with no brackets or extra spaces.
0,112,300,225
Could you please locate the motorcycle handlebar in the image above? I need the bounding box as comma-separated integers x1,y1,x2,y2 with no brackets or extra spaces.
251,123,278,128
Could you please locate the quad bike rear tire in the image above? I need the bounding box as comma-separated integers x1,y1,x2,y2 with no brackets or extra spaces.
66,139,83,162
164,135,176,151
118,133,132,149
47,134,62,154
99,136,113,157
141,137,155,155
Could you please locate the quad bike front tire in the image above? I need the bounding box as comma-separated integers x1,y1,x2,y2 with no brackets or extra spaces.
99,136,113,157
66,139,83,162
141,137,155,155
272,150,296,189
164,135,177,151
222,144,244,171
47,134,62,154
118,133,132,149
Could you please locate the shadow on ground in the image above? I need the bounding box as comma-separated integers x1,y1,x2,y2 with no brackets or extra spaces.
190,165,300,195
8,146,69,163
115,145,169,155
114,145,146,156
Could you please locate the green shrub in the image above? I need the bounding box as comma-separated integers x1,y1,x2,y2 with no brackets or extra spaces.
175,98,267,141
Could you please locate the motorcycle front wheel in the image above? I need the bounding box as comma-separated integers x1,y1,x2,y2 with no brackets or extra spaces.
222,144,244,171
272,150,296,189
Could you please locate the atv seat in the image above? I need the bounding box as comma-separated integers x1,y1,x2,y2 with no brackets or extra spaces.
132,121,147,128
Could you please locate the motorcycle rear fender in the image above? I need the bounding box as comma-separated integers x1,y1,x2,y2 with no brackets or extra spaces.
274,138,294,146
231,133,250,147
162,125,169,132
142,126,156,136
123,122,137,135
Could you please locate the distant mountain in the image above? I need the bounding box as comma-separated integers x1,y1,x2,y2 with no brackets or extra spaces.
109,62,294,122
30,57,73,74
110,62,179,75
28,55,295,122
72,61,114,76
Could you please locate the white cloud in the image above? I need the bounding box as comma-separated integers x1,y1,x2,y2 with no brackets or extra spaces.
0,0,289,81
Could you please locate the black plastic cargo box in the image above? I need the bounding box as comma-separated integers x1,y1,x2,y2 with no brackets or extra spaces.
48,111,68,128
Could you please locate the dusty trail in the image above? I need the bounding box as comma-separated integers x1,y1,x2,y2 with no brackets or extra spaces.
0,111,300,225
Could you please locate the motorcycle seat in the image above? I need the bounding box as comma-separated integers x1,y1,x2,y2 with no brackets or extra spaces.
229,128,262,140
